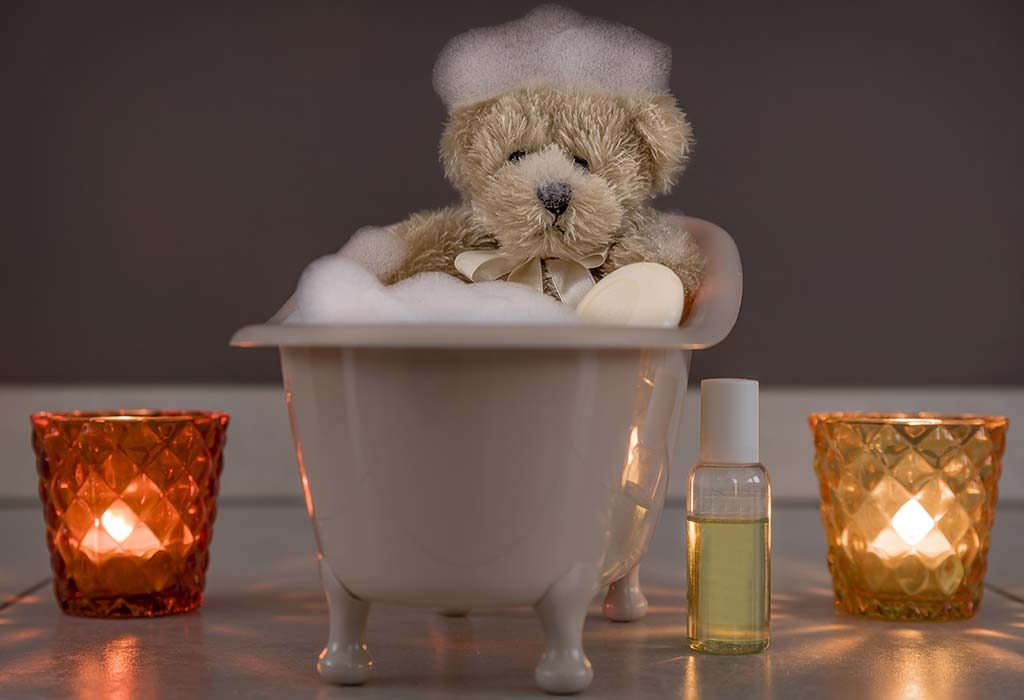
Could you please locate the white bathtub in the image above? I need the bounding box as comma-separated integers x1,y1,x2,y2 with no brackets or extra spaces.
231,217,742,693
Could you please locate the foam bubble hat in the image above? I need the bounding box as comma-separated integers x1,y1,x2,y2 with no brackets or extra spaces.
432,4,672,111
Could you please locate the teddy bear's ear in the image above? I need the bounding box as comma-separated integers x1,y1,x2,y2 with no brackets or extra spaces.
630,93,694,195
439,100,491,191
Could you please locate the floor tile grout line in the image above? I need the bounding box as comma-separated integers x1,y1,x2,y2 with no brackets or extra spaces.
985,582,1024,606
0,577,50,613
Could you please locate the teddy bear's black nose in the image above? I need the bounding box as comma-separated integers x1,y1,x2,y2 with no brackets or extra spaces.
536,181,572,216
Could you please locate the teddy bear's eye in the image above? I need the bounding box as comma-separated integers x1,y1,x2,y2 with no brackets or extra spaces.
507,150,526,163
573,156,590,171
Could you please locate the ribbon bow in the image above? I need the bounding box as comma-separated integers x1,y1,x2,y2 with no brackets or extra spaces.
454,248,609,308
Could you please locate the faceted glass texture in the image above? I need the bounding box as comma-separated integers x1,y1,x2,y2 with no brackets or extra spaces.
31,410,229,617
810,413,1007,621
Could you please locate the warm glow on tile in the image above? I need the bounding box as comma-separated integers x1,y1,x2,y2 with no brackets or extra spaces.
890,499,934,546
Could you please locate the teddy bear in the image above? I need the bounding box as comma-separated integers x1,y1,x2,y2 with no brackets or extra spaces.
370,4,706,319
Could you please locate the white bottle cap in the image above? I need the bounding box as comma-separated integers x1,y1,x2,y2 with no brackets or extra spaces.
699,378,759,464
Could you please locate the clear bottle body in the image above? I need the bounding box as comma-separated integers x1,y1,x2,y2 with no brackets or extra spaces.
686,462,771,654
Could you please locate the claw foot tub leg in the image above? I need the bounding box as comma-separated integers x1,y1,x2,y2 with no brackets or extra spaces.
317,560,373,685
602,563,648,622
534,562,599,694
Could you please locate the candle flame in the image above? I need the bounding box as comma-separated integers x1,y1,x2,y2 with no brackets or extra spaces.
79,500,163,559
100,507,136,543
890,499,935,546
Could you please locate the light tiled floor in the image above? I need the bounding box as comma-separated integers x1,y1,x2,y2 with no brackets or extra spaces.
1,503,1022,699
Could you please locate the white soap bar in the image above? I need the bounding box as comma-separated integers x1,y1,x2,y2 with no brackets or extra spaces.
576,262,685,327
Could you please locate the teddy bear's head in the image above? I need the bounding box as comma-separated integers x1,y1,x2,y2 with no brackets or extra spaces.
440,86,691,261
433,5,691,262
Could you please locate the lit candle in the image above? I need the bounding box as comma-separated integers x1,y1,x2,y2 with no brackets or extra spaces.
79,500,168,561
810,412,1009,621
869,498,950,560
32,410,229,617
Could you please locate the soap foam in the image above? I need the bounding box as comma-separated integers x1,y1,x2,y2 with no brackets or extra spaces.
292,254,580,325
433,4,671,110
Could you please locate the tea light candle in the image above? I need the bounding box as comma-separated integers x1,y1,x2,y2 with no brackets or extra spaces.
80,501,169,561
31,410,228,618
873,498,939,558
810,412,1008,621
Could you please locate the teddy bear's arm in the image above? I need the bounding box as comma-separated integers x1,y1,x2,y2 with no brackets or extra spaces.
605,210,707,314
382,205,495,284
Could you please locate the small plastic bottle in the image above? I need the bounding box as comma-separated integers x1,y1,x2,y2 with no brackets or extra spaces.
687,379,771,654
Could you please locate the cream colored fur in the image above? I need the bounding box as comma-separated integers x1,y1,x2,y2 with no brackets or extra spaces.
384,85,705,313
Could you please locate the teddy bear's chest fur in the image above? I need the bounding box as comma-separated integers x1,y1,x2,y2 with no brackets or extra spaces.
386,202,704,311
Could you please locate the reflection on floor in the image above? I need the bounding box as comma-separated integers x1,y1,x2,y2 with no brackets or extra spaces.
1,505,1022,699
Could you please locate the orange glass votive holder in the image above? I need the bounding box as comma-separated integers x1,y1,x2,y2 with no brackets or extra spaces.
810,412,1008,621
31,410,229,618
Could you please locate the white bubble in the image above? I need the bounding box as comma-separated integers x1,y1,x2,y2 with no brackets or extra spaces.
433,4,671,110
291,254,580,325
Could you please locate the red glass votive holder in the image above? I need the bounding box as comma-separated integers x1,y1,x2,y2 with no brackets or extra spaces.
31,410,229,618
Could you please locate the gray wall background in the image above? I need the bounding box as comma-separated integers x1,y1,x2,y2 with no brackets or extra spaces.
3,0,1022,384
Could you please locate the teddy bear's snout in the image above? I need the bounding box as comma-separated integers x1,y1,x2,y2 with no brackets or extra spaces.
536,181,572,217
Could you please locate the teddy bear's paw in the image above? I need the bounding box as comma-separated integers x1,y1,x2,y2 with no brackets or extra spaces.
339,225,409,281
639,215,707,293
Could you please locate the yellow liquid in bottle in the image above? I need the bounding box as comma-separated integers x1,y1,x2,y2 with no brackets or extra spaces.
687,516,770,654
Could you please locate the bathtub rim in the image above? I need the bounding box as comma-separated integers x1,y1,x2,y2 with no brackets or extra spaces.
234,323,719,350
231,216,742,351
